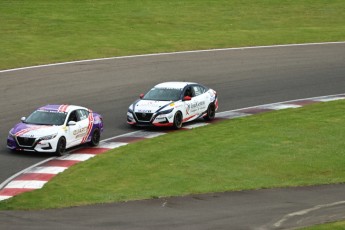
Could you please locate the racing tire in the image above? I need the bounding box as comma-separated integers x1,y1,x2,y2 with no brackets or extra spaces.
88,129,100,146
55,137,66,156
173,111,183,129
204,103,216,121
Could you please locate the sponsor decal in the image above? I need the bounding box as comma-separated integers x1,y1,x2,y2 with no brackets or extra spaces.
185,103,191,115
37,109,66,115
191,101,205,108
137,109,152,113
186,101,206,113
73,127,88,136
140,101,156,106
155,87,181,91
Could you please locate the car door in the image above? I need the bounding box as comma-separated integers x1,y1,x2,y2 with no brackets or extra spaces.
182,86,199,121
192,85,208,115
77,109,92,144
65,109,89,148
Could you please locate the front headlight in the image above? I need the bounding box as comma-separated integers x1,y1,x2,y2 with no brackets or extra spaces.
128,105,134,113
40,133,58,141
8,130,15,138
158,108,174,115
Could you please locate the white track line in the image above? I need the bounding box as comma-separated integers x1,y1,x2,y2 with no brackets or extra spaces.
273,201,345,228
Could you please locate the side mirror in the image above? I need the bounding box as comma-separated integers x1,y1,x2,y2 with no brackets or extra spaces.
139,93,144,99
183,96,192,101
21,117,26,122
68,121,77,126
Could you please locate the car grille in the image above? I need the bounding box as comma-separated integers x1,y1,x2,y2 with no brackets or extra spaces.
16,137,36,147
135,112,153,122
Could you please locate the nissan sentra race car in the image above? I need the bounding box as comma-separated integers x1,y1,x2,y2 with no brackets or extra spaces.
7,104,104,156
127,82,218,129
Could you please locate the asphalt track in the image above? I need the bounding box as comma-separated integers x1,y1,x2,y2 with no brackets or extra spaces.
0,42,345,229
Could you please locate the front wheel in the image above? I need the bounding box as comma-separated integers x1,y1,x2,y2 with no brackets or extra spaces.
173,112,183,129
55,137,66,156
204,103,216,121
89,129,101,146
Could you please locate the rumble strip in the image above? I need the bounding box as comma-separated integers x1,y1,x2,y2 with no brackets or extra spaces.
0,94,344,201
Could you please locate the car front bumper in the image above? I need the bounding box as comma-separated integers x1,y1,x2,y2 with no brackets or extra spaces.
7,135,58,153
127,111,174,127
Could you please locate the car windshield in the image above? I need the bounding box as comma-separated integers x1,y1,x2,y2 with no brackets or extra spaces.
25,110,67,126
143,87,182,101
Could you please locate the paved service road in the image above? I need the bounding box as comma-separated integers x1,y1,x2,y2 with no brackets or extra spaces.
2,184,345,230
0,42,345,229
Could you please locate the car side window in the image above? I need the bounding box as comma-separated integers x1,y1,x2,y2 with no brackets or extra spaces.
68,111,79,123
77,109,89,121
184,86,194,97
193,86,203,96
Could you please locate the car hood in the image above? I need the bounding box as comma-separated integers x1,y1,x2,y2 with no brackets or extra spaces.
11,123,60,138
134,100,173,113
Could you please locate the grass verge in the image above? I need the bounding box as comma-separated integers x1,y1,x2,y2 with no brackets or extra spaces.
302,220,345,230
0,100,345,210
1,0,345,70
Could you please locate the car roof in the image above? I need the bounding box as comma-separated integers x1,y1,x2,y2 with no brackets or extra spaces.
37,104,87,113
154,82,197,89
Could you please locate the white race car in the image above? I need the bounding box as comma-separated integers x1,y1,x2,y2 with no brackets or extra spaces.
7,104,104,156
127,82,218,129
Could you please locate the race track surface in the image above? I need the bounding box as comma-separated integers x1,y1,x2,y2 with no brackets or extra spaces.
0,42,345,229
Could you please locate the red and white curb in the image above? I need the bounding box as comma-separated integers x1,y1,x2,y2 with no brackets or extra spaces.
0,94,344,201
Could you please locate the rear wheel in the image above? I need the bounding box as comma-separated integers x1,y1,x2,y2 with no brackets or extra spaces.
89,129,100,146
204,103,216,121
173,112,183,129
55,137,66,156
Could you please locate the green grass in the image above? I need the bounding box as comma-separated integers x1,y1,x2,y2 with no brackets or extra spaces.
1,100,345,210
301,220,345,229
1,0,345,70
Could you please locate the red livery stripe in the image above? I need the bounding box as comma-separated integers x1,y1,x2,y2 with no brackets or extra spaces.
58,104,69,113
15,126,48,137
183,115,197,122
82,111,94,143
